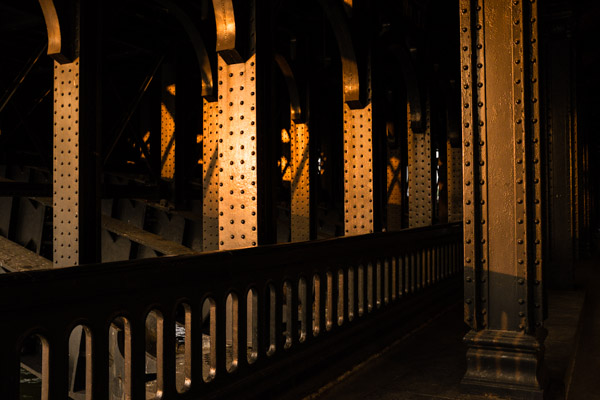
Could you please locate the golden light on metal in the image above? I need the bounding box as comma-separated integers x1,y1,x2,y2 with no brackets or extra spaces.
202,98,220,251
343,60,373,236
291,121,310,241
53,59,80,267
407,101,432,228
217,55,258,250
281,128,290,144
38,0,68,63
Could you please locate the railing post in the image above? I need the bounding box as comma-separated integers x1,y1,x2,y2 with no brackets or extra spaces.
460,0,545,397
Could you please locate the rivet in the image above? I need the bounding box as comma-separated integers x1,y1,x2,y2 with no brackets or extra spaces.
518,299,525,305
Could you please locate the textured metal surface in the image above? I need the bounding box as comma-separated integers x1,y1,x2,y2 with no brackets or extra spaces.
408,101,432,229
446,142,462,223
53,59,80,267
343,101,373,236
511,0,529,332
161,82,176,180
460,0,544,333
290,121,310,242
101,215,195,256
0,235,52,272
218,55,258,250
203,99,220,251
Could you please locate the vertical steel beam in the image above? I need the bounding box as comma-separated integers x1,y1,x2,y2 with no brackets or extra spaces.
446,141,462,223
52,0,101,268
160,66,176,180
408,101,432,228
203,99,220,251
290,120,310,242
217,55,258,250
343,64,373,236
460,0,545,397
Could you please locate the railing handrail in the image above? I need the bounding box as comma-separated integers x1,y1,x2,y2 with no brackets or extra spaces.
0,223,462,399
0,223,460,307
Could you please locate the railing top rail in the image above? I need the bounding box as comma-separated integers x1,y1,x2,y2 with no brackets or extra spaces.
0,223,461,314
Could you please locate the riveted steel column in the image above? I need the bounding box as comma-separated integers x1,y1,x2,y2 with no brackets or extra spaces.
217,55,258,250
460,0,546,397
408,100,432,228
343,65,373,236
160,65,176,180
291,120,310,242
447,140,462,223
53,0,101,268
202,99,220,251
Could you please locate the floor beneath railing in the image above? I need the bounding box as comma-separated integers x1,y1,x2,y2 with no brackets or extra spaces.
310,255,600,400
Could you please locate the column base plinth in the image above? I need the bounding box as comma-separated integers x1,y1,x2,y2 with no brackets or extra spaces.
461,329,546,399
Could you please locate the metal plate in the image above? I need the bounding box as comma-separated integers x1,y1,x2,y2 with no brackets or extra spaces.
446,141,462,223
161,81,176,180
511,0,529,331
203,98,220,251
343,101,374,236
53,59,80,267
218,55,258,250
407,101,432,228
290,121,310,242
460,0,479,329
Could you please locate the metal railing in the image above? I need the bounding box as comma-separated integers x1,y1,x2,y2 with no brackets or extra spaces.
0,223,462,399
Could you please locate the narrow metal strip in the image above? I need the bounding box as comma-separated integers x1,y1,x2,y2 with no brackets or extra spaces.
291,120,310,242
53,60,80,267
203,98,220,251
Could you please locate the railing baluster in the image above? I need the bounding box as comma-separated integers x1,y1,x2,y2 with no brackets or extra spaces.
348,267,355,321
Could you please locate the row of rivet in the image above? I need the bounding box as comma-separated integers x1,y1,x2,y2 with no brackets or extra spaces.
512,0,529,332
528,0,544,328
459,0,478,329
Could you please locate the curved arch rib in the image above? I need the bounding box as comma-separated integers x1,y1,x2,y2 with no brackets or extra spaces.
212,0,243,64
392,45,424,133
318,0,361,106
156,0,214,97
37,0,65,62
274,54,303,122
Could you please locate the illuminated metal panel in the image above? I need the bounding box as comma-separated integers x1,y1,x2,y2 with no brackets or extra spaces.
290,120,310,242
446,141,462,223
218,55,258,250
343,101,373,236
386,122,403,231
407,101,432,228
53,60,80,267
161,83,176,180
203,99,220,251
